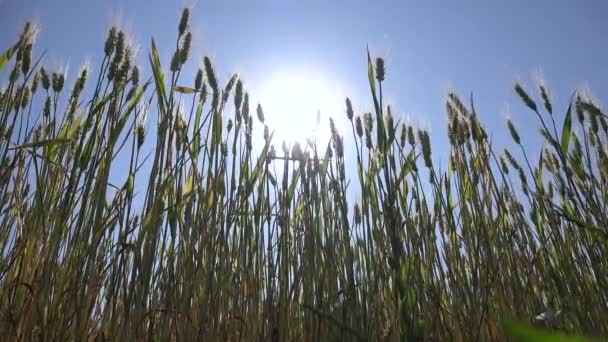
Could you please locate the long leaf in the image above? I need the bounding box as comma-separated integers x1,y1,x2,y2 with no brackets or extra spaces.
10,138,72,150
192,97,205,160
149,38,168,116
561,96,574,157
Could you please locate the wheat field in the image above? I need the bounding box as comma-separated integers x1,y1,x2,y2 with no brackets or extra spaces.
0,8,606,341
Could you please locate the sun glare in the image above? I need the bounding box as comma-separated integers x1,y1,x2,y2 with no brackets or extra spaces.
255,68,345,147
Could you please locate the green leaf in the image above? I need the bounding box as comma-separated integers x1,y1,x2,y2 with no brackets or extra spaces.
173,85,197,94
64,112,85,140
447,154,454,177
243,132,274,200
446,177,454,211
503,319,597,342
397,150,417,184
560,95,574,157
141,174,174,230
109,82,149,148
183,174,194,197
371,228,385,248
79,134,96,169
92,82,127,115
561,204,608,242
50,112,85,158
212,109,222,146
287,167,301,203
125,174,134,197
0,43,18,72
149,38,168,116
206,186,215,208
366,47,377,110
536,149,544,190
192,97,205,160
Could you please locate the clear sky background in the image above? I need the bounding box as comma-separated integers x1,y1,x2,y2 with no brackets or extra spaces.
1,0,607,177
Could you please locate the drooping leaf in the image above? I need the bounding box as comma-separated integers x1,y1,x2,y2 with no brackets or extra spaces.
0,43,18,72
10,138,72,151
50,111,86,158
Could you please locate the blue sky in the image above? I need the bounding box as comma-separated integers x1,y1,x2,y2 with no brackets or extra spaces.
1,0,607,173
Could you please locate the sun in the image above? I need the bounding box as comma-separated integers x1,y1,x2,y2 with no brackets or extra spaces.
254,68,345,148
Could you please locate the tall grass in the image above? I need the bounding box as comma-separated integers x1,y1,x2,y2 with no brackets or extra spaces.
0,9,606,340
